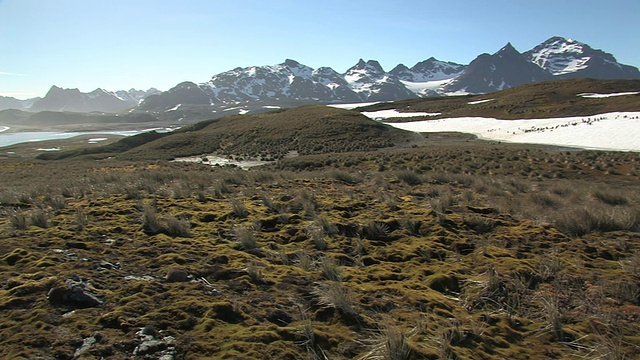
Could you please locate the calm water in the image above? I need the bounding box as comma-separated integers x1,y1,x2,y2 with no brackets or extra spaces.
0,127,177,148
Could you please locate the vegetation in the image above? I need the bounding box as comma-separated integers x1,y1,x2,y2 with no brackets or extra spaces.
1,141,639,359
1,81,639,358
362,78,640,121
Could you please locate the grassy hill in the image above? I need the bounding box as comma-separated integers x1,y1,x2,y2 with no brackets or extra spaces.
362,78,640,121
38,105,419,161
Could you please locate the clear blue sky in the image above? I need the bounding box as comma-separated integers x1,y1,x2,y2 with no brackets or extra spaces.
2,0,639,99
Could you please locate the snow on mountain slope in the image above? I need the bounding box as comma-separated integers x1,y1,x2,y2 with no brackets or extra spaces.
343,59,416,101
524,36,640,79
401,79,455,97
137,36,639,111
525,37,592,75
387,112,640,152
390,57,466,82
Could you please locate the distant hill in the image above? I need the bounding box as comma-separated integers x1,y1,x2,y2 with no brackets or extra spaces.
0,108,159,127
1,86,159,113
37,105,418,161
360,78,640,120
35,78,640,161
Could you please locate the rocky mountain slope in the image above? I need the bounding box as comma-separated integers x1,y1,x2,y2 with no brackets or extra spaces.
7,86,159,113
524,36,640,79
2,37,637,115
139,36,639,113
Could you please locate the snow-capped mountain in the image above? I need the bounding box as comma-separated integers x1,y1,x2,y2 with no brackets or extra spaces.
524,36,640,79
28,86,159,113
390,57,466,82
139,36,638,112
115,88,161,105
343,59,416,101
139,58,417,110
6,36,636,114
444,43,552,94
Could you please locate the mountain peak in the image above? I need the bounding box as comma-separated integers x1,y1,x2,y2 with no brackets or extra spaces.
365,60,384,73
283,59,301,68
496,42,520,56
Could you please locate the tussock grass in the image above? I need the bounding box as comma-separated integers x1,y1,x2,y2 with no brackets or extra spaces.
3,121,640,359
29,208,50,229
554,207,640,237
329,169,363,184
313,281,358,319
396,170,422,185
592,188,630,206
233,226,259,251
141,204,162,234
230,199,249,218
9,209,28,230
320,256,342,282
361,319,415,360
162,214,192,238
307,225,329,251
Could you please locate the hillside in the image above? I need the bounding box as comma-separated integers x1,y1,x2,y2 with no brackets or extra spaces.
360,78,640,120
1,142,639,359
38,105,419,161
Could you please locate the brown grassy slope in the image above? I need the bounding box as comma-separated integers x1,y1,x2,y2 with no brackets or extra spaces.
0,152,639,359
362,78,640,121
38,105,419,161
122,105,418,160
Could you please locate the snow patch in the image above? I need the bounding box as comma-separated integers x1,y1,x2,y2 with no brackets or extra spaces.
0,126,9,133
387,112,640,152
362,109,441,120
36,147,60,151
88,138,108,144
327,102,381,110
578,92,640,99
468,99,494,105
401,79,453,96
165,104,181,112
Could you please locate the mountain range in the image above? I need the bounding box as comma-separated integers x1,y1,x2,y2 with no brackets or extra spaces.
0,87,160,113
3,36,638,114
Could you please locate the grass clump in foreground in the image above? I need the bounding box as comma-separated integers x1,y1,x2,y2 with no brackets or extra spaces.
0,142,639,359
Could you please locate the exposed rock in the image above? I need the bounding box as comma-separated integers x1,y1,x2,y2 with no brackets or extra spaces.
47,276,103,308
165,268,190,283
133,326,176,358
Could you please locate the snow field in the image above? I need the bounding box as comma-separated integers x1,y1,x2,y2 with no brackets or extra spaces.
384,112,640,152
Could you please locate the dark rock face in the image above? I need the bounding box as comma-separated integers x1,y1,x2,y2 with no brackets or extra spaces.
445,43,552,94
47,276,103,308
138,82,212,111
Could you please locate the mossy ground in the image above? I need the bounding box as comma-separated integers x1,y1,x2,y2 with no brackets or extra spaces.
1,141,639,359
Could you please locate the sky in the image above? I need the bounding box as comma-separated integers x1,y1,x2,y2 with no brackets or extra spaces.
2,0,639,99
